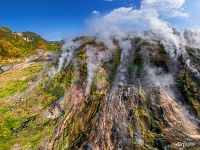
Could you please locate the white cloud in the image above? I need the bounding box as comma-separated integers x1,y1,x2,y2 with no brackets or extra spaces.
170,9,189,18
87,0,192,57
92,10,100,15
89,0,188,37
89,6,179,39
104,0,114,2
141,0,189,18
87,0,200,57
142,0,185,9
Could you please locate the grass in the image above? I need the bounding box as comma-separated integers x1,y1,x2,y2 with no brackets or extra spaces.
187,47,200,63
0,62,43,100
0,62,46,149
0,80,28,99
0,115,58,149
0,105,13,116
177,72,200,116
0,62,76,149
0,115,30,149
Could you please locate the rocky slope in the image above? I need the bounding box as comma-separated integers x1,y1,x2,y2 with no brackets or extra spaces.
0,33,200,150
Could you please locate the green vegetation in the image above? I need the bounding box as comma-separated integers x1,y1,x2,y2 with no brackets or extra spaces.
0,62,47,149
151,43,169,72
53,67,109,149
112,80,168,149
187,47,200,72
0,36,199,149
130,90,169,150
0,26,60,63
158,42,166,54
0,113,59,149
133,53,144,78
76,47,88,81
107,48,121,82
0,80,28,99
0,62,44,99
0,115,31,148
9,68,73,149
177,72,200,116
187,47,200,63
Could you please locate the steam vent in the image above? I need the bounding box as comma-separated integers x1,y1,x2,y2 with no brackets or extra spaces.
2,0,200,148
1,31,200,149
44,35,200,150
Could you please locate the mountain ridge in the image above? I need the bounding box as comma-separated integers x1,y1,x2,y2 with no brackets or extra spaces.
0,26,61,63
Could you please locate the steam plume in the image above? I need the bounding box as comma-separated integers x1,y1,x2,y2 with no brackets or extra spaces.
58,40,82,72
85,45,99,97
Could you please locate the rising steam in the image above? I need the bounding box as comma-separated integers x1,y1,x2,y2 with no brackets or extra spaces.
50,0,200,146
58,39,82,72
85,45,99,97
56,0,200,92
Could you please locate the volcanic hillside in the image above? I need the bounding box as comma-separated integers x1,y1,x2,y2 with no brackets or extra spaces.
0,33,200,149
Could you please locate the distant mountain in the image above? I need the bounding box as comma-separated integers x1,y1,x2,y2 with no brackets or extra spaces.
0,26,61,62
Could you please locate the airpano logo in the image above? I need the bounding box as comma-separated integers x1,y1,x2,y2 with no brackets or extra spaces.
164,141,197,149
174,141,197,147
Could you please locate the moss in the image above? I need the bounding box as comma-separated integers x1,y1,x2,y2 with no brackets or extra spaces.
0,62,61,149
23,133,42,149
79,65,87,81
187,47,200,64
154,134,170,150
133,53,144,78
48,86,64,98
158,43,167,54
0,115,31,148
107,48,121,82
41,66,74,108
177,72,200,116
151,50,169,72
9,117,58,149
0,62,43,100
0,80,28,99
70,132,88,149
53,68,108,149
69,90,103,144
132,90,169,149
144,131,155,145
64,101,101,149
0,105,13,115
76,48,87,82
23,63,43,73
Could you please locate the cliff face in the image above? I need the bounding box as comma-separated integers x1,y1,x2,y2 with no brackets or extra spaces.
0,35,200,150
45,37,199,150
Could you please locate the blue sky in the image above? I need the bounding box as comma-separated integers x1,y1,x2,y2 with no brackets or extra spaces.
0,0,199,41
0,0,141,41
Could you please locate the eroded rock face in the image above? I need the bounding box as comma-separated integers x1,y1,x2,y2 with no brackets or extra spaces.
0,67,3,74
25,50,58,62
43,38,199,150
3,37,200,150
0,64,13,74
